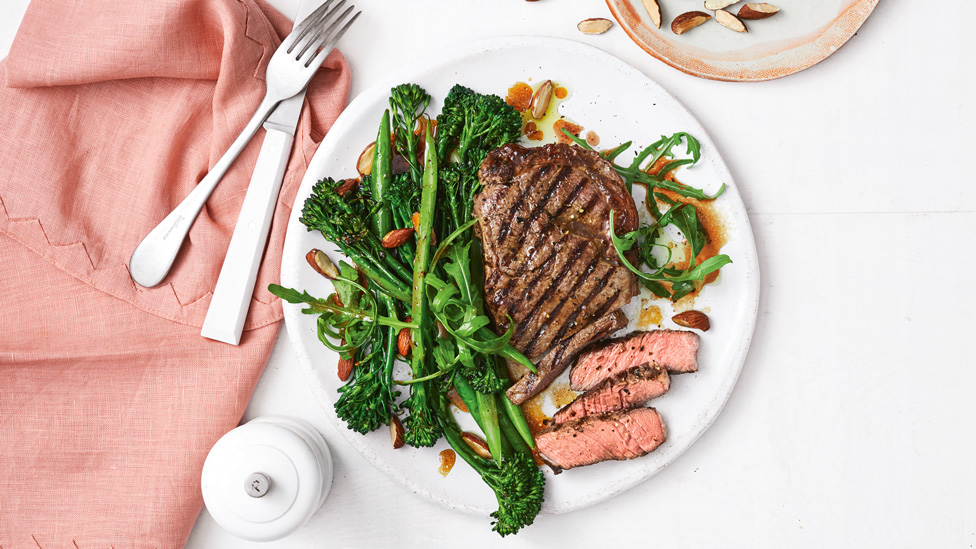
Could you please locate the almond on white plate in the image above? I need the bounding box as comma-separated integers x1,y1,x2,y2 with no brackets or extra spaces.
671,11,711,35
715,9,747,32
642,0,662,29
738,3,779,19
703,0,738,10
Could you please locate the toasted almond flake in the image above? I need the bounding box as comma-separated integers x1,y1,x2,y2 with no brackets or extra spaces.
738,2,779,19
577,18,613,35
642,0,662,28
671,11,711,35
704,0,738,9
357,142,375,175
530,80,554,120
714,9,747,32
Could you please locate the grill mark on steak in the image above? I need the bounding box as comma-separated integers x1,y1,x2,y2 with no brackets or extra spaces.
509,244,596,342
507,310,628,405
504,166,574,252
504,239,590,339
521,260,613,356
476,143,640,403
496,163,557,242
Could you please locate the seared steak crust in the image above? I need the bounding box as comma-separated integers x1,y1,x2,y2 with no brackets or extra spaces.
474,143,640,404
570,330,700,392
536,407,667,472
552,363,670,425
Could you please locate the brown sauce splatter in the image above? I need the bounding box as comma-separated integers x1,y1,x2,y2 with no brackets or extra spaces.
438,449,456,477
506,82,533,112
585,130,600,147
554,86,568,99
548,381,578,409
522,394,549,436
553,119,582,144
637,300,662,329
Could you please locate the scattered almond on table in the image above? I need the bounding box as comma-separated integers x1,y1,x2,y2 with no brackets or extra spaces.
577,18,613,34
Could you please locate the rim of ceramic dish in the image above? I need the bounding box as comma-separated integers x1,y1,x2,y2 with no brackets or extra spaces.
606,0,880,81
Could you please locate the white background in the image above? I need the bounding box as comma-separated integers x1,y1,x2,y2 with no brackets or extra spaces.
2,0,974,547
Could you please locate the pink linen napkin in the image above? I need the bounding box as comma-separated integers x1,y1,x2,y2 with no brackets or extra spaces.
0,0,350,545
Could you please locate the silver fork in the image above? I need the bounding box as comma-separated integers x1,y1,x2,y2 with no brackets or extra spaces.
129,0,360,288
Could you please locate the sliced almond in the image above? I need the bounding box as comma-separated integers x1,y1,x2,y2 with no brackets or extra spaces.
390,415,405,449
306,249,339,279
530,80,554,120
714,9,747,32
357,142,376,176
671,11,711,34
397,326,413,358
337,353,355,381
642,0,662,29
336,178,359,196
738,2,778,19
447,388,469,413
461,432,492,460
381,227,415,248
704,0,738,9
577,18,613,35
672,310,711,332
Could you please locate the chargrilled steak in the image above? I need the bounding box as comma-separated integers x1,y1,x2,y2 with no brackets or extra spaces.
506,310,627,405
474,143,640,405
570,330,699,392
552,363,670,425
536,407,667,472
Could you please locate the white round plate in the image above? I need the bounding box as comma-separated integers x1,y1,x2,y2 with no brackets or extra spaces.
608,0,880,81
280,36,760,517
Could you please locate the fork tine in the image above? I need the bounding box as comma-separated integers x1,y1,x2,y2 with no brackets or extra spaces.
282,0,335,52
296,2,352,62
305,10,360,69
289,1,338,56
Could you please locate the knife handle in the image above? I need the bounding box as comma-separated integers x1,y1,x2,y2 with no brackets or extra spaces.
201,128,294,345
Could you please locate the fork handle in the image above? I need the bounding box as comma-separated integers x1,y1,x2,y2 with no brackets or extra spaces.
129,95,278,288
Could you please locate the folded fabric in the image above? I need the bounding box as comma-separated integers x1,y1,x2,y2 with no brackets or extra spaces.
0,0,350,545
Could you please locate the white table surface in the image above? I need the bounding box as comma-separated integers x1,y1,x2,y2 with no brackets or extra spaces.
4,1,975,547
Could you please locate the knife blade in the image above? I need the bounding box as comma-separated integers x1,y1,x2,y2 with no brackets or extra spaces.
201,0,323,345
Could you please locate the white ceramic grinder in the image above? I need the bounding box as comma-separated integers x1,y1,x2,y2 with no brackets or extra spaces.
201,416,333,541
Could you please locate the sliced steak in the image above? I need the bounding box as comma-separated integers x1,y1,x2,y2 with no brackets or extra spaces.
552,363,670,425
474,143,640,404
570,330,700,392
536,407,667,473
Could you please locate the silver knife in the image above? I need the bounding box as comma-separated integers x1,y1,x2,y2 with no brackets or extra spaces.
201,0,323,345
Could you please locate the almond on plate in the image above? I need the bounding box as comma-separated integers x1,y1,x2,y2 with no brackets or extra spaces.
714,9,747,32
381,227,415,248
738,3,779,19
671,11,711,34
642,0,662,29
672,310,711,332
306,249,339,279
703,0,738,9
